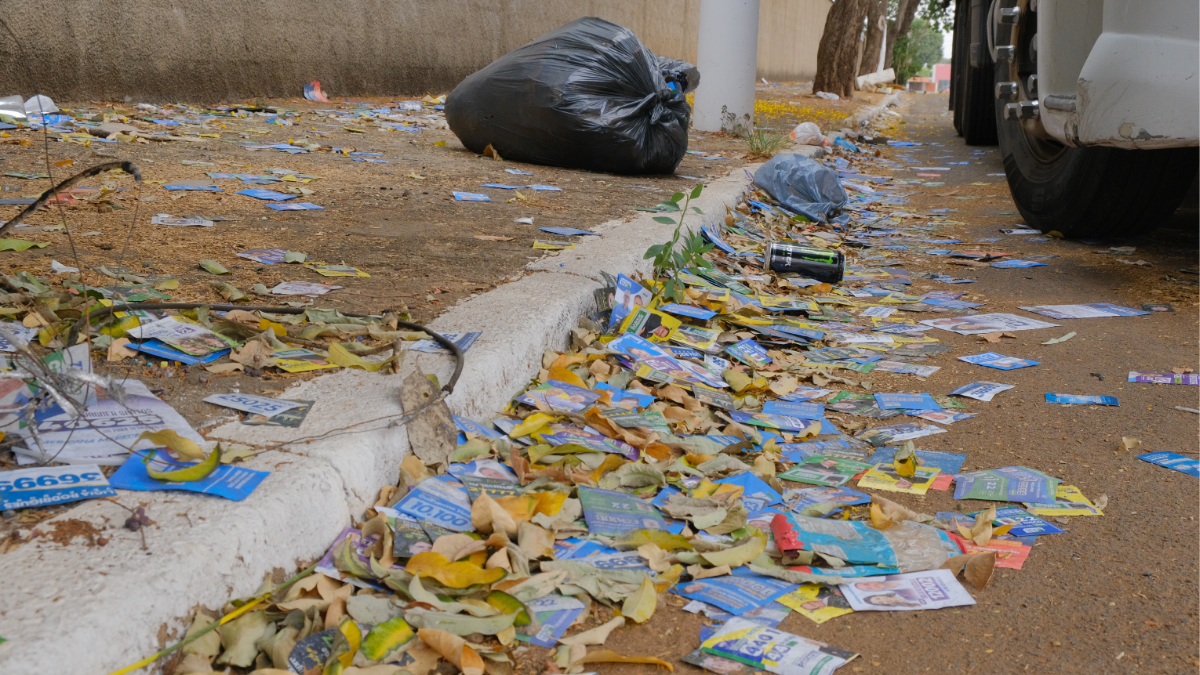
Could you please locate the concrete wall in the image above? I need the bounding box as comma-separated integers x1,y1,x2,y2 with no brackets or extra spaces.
0,0,828,103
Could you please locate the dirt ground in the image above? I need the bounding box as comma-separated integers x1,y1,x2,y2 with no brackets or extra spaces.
4,87,1198,673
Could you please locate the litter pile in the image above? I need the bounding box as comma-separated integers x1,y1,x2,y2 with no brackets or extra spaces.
2,88,1194,674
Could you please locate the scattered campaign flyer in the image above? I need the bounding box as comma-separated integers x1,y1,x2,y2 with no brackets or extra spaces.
236,248,288,264
396,476,473,532
109,450,268,500
271,281,342,295
953,466,1059,503
780,386,834,402
859,306,895,318
0,464,116,510
593,382,655,409
514,380,601,412
578,486,666,535
1137,451,1200,477
1045,393,1119,406
839,570,975,611
452,191,490,201
458,475,521,499
989,506,1065,536
910,410,975,424
716,472,782,510
959,352,1039,370
236,188,294,201
1019,303,1150,319
700,617,857,675
857,464,940,495
126,317,239,357
619,306,680,341
948,381,1014,402
203,393,305,417
731,411,819,433
151,214,213,227
382,510,433,559
1127,372,1200,385
270,348,338,373
727,338,772,368
855,422,947,445
243,400,314,428
538,226,596,236
872,361,941,377
780,438,871,463
675,575,797,616
671,324,721,351
774,512,938,566
762,400,825,419
692,383,736,410
410,331,481,354
919,313,1058,335
953,535,1031,569
991,259,1046,268
874,393,941,410
867,447,966,474
1023,485,1104,517
783,486,870,513
777,584,855,624
609,274,652,330
517,595,586,648
779,457,872,488
601,408,671,433
659,303,717,320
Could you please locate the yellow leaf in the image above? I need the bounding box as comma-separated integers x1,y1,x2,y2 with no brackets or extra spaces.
337,616,362,667
417,629,483,675
360,617,415,661
260,318,287,336
433,140,447,147
147,445,221,482
509,412,555,438
107,337,138,362
571,650,673,672
135,429,207,461
699,534,766,568
472,492,518,535
547,365,587,389
405,552,506,588
329,342,393,372
621,575,657,623
893,441,916,478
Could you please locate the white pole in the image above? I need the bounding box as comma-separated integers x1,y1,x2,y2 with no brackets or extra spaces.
692,0,760,133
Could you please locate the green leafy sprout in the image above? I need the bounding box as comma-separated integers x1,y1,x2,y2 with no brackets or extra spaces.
643,184,715,302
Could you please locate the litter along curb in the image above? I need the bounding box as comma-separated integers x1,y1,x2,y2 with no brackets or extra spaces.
0,167,757,673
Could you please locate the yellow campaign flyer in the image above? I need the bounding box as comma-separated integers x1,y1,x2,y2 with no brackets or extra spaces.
778,583,854,624
671,324,720,351
857,463,940,495
619,306,681,342
270,348,338,373
1023,485,1105,517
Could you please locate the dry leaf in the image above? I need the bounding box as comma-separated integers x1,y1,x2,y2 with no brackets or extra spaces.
686,564,731,579
475,235,514,241
204,362,244,374
559,617,624,646
636,544,671,573
620,575,657,623
107,337,137,361
1093,494,1109,511
570,650,673,672
417,629,484,675
231,339,272,369
1120,437,1142,453
964,551,996,589
472,492,519,535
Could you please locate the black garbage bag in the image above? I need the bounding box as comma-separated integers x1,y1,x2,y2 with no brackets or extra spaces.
752,153,850,224
445,17,693,175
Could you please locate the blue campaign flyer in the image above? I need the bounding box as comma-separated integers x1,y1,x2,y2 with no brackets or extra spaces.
989,506,1066,536
715,472,782,509
452,415,503,443
610,274,652,330
594,382,656,409
1045,393,1119,406
673,573,797,615
0,464,116,510
397,476,474,531
783,485,870,513
659,303,717,320
730,411,816,432
1137,451,1200,477
517,595,587,647
726,338,772,368
108,451,267,501
874,393,941,410
132,339,229,365
237,188,294,201
762,400,825,420
780,438,859,463
867,447,967,474
452,191,491,202
578,486,666,535
701,226,737,255
959,352,1040,370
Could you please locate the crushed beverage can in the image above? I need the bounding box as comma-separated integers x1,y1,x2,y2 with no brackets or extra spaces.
766,242,844,283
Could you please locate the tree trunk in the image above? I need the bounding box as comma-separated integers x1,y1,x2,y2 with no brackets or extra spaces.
884,0,922,69
813,0,868,99
860,0,887,77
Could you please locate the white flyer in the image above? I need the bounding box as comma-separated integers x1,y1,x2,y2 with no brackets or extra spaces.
919,313,1058,335
151,214,213,227
12,380,207,465
873,360,941,377
859,306,895,318
840,570,976,611
203,393,305,417
271,281,342,296
948,381,1014,402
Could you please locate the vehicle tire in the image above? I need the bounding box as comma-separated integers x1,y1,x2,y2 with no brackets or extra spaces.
950,0,967,135
958,0,997,145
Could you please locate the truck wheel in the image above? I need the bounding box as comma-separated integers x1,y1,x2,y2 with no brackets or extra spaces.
994,1,1199,238
955,0,997,145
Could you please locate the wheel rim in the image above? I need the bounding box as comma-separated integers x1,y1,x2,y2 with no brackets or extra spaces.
1005,0,1066,163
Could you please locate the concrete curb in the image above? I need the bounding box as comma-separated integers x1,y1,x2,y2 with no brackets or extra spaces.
0,166,758,673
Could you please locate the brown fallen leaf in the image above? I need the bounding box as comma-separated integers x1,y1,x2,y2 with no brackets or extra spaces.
418,629,484,675
571,650,673,672
1172,366,1194,374
107,337,137,361
1120,437,1142,453
474,235,514,241
977,331,1017,343
482,143,503,161
686,564,731,579
965,551,996,589
1093,494,1109,511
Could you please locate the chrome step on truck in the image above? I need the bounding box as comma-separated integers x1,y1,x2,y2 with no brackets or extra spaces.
950,0,1199,238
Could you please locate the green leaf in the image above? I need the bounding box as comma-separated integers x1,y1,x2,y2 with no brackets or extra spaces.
209,281,245,301
147,445,222,483
199,259,229,275
656,201,680,212
689,184,703,199
670,192,686,203
0,239,49,251
651,216,677,225
360,617,415,662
